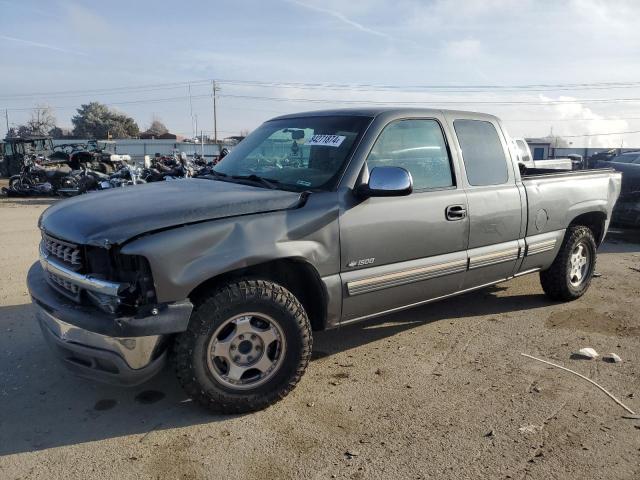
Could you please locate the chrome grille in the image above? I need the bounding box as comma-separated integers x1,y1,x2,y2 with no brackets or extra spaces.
42,233,83,270
47,271,80,295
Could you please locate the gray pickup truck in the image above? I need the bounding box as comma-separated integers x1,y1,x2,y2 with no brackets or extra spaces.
28,108,621,413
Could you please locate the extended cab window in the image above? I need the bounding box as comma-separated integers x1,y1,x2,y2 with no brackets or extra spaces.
454,120,509,186
367,119,454,190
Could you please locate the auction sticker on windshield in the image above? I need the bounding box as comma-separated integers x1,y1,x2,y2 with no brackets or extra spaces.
305,135,346,147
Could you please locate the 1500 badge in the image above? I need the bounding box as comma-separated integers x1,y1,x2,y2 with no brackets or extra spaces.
347,258,375,268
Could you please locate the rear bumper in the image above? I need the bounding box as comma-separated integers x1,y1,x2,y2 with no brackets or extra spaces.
27,262,193,386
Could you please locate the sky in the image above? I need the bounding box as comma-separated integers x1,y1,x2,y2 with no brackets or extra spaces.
2,0,640,147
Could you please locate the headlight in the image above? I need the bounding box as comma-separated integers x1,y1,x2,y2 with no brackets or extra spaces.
84,247,156,314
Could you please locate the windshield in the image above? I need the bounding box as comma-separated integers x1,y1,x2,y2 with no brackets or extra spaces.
86,140,115,152
213,115,372,190
611,153,640,164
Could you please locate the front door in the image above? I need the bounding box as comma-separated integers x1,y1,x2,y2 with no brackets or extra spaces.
339,118,469,323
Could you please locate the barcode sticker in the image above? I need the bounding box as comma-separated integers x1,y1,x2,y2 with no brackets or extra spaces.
305,135,346,147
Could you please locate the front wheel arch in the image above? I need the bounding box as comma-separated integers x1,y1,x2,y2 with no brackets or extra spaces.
187,258,328,331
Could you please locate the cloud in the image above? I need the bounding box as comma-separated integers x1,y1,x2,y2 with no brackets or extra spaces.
0,34,87,56
570,0,633,31
539,94,630,147
286,0,391,39
62,2,113,39
445,39,481,59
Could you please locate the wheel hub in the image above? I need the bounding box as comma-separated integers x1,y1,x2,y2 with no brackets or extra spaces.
569,242,590,286
230,335,263,366
206,313,285,390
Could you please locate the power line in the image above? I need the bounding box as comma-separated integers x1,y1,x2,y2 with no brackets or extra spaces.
216,93,640,106
504,116,640,122
7,90,640,117
1,94,214,111
216,79,640,94
6,78,640,101
0,80,212,101
561,129,640,138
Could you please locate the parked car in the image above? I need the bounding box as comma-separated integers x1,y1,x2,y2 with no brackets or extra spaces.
1,136,54,176
512,137,573,171
586,149,618,169
593,152,640,226
595,151,640,194
28,108,621,413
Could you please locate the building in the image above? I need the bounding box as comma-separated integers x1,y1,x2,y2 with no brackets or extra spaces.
525,138,553,160
138,131,186,141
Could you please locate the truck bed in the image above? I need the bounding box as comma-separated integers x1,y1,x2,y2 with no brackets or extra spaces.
521,168,622,241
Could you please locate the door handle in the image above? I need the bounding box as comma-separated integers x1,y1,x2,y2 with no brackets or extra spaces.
445,205,467,221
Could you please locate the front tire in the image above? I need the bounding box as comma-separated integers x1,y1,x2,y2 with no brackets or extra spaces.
173,279,312,414
540,226,597,301
9,175,32,190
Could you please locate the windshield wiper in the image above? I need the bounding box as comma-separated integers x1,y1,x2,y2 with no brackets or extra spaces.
208,169,228,178
231,174,279,189
200,169,228,181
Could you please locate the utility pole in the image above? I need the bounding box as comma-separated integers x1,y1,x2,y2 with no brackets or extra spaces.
188,83,195,139
5,109,9,137
212,80,219,144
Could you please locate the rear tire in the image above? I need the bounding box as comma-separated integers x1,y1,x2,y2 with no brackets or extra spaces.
173,279,312,414
540,225,597,301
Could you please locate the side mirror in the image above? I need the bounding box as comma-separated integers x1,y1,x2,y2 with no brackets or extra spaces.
357,166,413,198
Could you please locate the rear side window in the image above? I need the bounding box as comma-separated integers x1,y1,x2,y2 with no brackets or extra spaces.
454,120,509,186
367,119,454,190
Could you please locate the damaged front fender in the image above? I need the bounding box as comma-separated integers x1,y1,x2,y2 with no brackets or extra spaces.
120,192,341,304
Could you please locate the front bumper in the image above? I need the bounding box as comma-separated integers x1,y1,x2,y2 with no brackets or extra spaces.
27,262,193,386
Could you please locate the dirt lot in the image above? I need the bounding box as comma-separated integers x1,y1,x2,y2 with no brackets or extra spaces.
0,196,639,480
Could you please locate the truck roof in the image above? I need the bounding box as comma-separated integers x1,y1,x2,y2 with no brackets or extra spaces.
270,107,499,122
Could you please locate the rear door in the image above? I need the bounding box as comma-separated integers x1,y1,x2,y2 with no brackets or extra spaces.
339,116,469,323
446,116,524,288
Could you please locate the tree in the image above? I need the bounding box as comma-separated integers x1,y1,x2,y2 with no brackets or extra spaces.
7,106,57,138
49,126,73,139
71,102,140,139
143,118,169,137
26,106,57,136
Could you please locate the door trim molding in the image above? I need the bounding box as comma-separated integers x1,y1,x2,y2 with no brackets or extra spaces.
342,277,510,325
526,238,557,256
468,247,521,270
346,258,467,296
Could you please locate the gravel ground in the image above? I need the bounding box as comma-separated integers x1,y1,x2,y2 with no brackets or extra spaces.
0,195,639,480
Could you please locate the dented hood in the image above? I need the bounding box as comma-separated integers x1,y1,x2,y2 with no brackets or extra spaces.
40,179,303,246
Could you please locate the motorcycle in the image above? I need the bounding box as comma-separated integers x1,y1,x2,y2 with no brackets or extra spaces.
3,155,79,197
69,163,147,194
142,153,191,182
